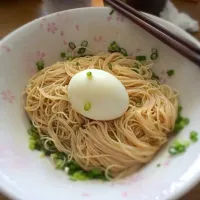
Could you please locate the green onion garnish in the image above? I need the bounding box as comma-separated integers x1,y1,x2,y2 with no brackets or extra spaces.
77,47,86,54
84,102,91,111
67,160,82,175
109,9,114,15
150,52,158,60
86,71,92,79
120,48,128,56
27,124,108,180
29,138,36,150
108,45,115,53
60,52,66,58
69,42,76,50
111,41,121,52
76,62,80,66
108,41,120,53
108,63,112,70
167,69,175,76
190,131,198,142
157,164,161,167
55,159,65,169
81,40,88,47
174,105,189,133
136,55,146,62
36,60,44,71
174,117,189,133
169,140,189,156
70,171,89,181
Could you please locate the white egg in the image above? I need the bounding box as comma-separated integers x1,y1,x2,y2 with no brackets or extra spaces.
68,69,129,121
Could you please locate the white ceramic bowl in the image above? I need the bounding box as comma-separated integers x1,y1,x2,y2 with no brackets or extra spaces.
0,7,200,200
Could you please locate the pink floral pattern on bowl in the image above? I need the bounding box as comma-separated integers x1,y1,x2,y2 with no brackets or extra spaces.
1,45,11,53
1,89,15,104
47,22,58,34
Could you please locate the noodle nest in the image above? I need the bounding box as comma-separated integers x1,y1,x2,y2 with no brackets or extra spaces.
24,53,178,179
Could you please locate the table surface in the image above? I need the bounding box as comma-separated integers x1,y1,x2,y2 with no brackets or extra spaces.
0,0,199,199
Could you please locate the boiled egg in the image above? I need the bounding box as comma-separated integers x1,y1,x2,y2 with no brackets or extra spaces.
68,69,129,121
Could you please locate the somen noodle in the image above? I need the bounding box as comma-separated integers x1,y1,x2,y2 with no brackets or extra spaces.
24,52,178,179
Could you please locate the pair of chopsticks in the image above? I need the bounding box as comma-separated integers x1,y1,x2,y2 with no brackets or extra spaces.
104,0,200,66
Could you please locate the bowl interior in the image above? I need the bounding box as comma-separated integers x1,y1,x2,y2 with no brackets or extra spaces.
0,7,200,200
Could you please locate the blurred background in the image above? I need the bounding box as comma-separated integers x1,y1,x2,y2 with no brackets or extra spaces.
0,0,199,40
0,0,199,199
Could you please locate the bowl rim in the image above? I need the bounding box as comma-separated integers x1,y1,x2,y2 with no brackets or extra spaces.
0,6,200,200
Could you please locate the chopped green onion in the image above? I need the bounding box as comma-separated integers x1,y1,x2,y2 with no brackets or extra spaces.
27,124,108,181
60,52,66,58
50,153,58,160
81,40,88,47
50,152,67,170
136,55,146,62
84,102,91,111
157,164,161,167
108,63,112,70
44,139,56,152
176,144,186,152
169,140,189,156
120,48,128,56
76,62,80,66
190,131,198,142
29,138,36,150
150,52,158,60
151,48,158,53
67,160,82,175
86,71,92,79
108,41,121,53
174,105,189,133
111,42,120,52
28,126,39,138
55,159,65,169
108,45,115,53
77,47,86,54
174,123,184,133
69,42,76,50
36,60,44,71
70,171,89,181
174,119,189,133
169,147,177,155
109,9,114,15
167,69,175,76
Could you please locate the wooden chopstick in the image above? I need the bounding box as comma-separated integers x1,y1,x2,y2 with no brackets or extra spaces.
108,0,200,54
104,0,200,66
